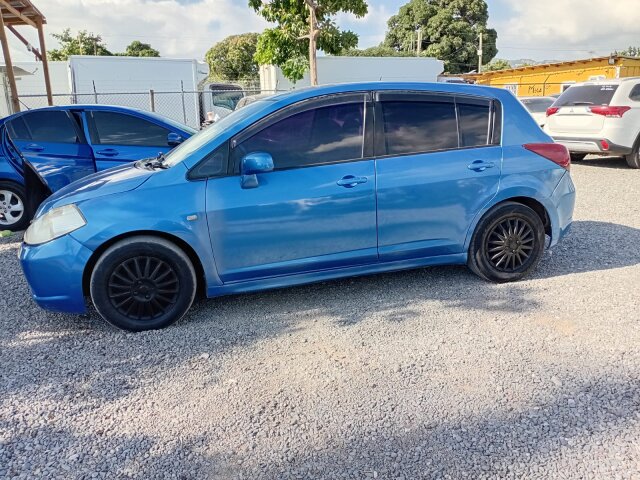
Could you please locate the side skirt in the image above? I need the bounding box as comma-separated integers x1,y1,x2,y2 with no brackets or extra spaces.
206,253,468,298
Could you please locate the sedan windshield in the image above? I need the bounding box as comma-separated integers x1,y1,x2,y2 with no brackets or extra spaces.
163,99,272,168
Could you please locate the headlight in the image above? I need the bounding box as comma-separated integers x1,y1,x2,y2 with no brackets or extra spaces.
24,204,87,246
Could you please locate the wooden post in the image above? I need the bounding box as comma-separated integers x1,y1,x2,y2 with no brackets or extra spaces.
36,19,53,106
306,1,318,86
0,13,20,113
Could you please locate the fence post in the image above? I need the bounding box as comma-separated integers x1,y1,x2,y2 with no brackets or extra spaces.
92,81,98,104
149,89,155,112
181,80,187,124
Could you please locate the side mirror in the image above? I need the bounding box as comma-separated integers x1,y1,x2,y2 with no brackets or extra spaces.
167,132,184,147
241,152,274,189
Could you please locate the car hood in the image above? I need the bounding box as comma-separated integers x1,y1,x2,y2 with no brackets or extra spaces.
37,163,153,216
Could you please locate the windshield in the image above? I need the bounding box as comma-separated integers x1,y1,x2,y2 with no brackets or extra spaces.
521,97,554,113
554,85,618,107
163,99,272,168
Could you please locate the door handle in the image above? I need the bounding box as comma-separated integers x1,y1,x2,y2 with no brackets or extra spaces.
24,143,44,152
96,149,119,157
467,160,495,172
337,175,368,188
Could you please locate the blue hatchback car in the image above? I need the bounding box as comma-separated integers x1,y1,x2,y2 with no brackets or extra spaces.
0,105,195,231
20,83,576,331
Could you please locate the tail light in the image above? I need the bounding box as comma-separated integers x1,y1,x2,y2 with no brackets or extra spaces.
524,143,571,170
546,107,559,117
589,106,631,117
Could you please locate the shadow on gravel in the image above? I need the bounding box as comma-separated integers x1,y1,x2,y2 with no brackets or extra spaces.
1,219,638,404
574,156,631,170
251,375,640,479
537,220,640,279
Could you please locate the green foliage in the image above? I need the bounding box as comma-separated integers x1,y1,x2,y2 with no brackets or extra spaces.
619,46,640,57
339,45,413,57
383,0,498,74
482,58,511,71
249,0,368,82
49,29,161,60
120,41,160,57
205,33,260,82
48,28,112,60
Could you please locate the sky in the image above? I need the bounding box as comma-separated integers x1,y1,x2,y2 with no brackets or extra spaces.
3,0,640,65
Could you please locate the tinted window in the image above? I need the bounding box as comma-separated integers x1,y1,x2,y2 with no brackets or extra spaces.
381,101,458,155
189,145,227,179
236,102,364,169
6,116,31,140
91,111,170,147
554,85,618,107
629,84,640,102
21,111,78,143
520,97,554,113
458,102,490,147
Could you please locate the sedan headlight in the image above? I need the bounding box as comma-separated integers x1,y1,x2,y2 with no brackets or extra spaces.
24,204,87,246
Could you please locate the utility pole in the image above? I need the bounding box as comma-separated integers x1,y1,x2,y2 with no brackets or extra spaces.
478,32,483,73
304,0,319,86
416,28,422,56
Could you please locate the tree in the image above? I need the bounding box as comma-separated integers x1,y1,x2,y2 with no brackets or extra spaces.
249,0,368,84
339,45,413,57
619,46,640,57
48,28,112,60
383,0,498,74
121,41,160,57
482,58,511,72
205,33,259,82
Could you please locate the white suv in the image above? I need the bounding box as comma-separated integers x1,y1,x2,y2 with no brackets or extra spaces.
544,78,640,168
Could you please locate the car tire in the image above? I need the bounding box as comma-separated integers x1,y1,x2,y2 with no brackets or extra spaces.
570,153,586,162
625,150,640,169
90,236,197,331
468,202,546,283
0,181,29,232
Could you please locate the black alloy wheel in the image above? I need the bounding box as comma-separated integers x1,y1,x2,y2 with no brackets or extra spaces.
485,217,535,272
90,236,197,331
468,202,546,283
108,256,180,320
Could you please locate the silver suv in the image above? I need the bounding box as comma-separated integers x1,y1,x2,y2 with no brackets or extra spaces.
544,78,640,168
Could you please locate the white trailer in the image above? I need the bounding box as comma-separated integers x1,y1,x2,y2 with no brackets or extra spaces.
68,56,209,128
260,56,444,91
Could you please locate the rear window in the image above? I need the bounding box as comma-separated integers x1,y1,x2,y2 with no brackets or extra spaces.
554,85,618,107
521,97,554,113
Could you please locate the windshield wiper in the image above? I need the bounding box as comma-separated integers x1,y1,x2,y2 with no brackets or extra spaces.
141,153,169,170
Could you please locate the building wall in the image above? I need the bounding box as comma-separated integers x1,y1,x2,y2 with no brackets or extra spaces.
474,58,640,97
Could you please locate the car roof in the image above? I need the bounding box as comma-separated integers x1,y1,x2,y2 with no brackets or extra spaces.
265,81,514,104
1,104,195,133
570,77,640,86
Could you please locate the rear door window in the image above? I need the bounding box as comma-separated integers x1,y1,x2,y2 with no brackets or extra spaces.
14,111,79,143
380,98,458,155
89,111,171,147
457,100,491,148
554,85,619,107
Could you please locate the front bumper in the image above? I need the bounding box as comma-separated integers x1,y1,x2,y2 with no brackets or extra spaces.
20,234,92,314
552,136,632,156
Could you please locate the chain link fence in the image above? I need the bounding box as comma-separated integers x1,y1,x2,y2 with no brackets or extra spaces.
15,87,279,129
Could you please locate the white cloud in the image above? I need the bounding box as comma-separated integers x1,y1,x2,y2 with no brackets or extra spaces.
6,0,269,61
494,0,640,59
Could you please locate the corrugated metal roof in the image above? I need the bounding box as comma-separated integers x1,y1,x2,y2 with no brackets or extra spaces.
0,0,46,27
468,56,640,79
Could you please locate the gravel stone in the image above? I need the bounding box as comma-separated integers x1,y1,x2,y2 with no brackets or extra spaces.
0,158,639,479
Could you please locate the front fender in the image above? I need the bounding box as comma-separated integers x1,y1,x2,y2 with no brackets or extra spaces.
69,173,222,289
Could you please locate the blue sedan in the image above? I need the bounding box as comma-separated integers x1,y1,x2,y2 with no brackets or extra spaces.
20,83,576,331
0,105,196,230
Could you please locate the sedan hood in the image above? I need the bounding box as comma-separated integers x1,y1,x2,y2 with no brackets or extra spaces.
37,163,152,216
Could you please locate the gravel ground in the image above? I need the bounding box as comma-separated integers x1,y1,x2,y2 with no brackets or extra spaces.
1,156,639,480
